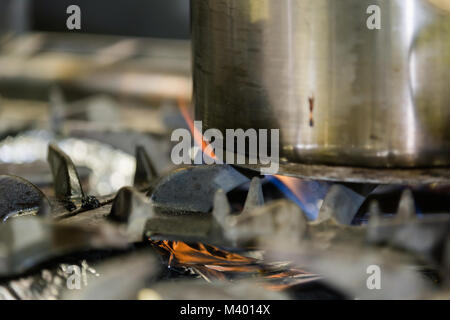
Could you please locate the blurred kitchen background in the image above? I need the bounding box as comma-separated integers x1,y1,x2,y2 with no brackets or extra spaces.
0,0,192,196
1,0,189,38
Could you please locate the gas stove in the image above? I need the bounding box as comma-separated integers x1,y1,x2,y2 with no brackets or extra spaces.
0,33,449,301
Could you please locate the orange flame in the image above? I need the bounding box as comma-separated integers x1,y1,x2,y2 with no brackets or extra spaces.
177,98,217,160
152,240,320,291
275,175,308,203
156,240,255,267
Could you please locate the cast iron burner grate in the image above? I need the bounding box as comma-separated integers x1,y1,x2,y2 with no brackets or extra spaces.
0,139,448,300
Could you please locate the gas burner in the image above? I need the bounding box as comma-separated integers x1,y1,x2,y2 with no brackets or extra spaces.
0,139,448,300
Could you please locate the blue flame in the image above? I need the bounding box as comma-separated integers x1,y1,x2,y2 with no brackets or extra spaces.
268,176,330,220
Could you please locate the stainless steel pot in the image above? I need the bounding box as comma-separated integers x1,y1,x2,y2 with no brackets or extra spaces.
192,0,450,168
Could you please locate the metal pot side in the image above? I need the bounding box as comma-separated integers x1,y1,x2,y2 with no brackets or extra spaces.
192,0,450,168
